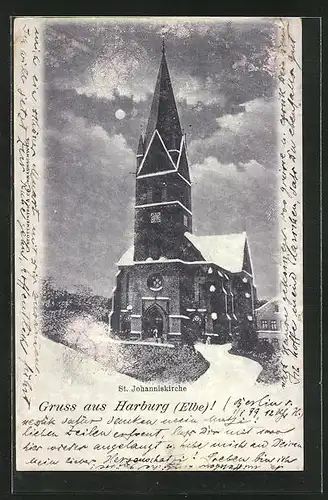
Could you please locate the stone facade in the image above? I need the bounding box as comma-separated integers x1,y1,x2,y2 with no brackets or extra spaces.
111,260,256,344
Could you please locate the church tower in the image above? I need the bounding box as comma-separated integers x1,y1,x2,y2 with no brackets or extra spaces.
134,42,192,262
110,42,257,346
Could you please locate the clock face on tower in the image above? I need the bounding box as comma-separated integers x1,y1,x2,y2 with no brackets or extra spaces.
147,273,163,291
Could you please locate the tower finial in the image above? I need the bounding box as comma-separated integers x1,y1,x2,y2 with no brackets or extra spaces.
162,35,165,55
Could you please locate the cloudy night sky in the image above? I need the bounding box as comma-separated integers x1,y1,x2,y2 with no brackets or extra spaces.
44,17,279,299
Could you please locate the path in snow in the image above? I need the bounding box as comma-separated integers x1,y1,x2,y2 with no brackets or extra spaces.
193,342,262,388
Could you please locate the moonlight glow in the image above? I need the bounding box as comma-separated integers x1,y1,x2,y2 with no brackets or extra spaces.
115,109,126,120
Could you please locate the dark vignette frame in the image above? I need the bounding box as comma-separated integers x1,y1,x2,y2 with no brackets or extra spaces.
2,13,322,497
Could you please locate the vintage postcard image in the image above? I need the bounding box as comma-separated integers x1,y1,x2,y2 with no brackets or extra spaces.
14,17,303,471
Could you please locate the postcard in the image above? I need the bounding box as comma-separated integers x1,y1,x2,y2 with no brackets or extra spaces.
14,16,303,472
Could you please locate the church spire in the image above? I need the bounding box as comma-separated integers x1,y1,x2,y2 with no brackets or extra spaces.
144,42,182,150
137,134,144,156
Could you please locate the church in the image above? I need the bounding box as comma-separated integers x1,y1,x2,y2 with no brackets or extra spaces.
110,44,257,345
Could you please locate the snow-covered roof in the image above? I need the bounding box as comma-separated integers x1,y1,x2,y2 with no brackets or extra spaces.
117,231,247,273
255,296,281,312
117,246,173,266
185,231,247,273
117,245,135,266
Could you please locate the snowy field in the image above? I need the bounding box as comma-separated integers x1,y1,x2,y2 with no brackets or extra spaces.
36,320,262,396
38,334,132,400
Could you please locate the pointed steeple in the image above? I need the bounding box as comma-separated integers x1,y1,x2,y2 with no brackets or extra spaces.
144,42,182,150
133,44,192,262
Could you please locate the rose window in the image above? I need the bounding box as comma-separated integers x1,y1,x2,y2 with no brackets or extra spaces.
147,273,163,291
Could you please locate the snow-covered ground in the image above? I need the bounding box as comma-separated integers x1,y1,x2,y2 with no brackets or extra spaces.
38,334,132,400
194,342,262,388
37,334,262,399
37,314,263,395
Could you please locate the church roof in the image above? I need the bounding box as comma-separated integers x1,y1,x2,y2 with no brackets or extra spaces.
118,245,135,266
136,135,144,156
117,231,248,274
184,231,247,273
144,46,182,151
255,296,280,312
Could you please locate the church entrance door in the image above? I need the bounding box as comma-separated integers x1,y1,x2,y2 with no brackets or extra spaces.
142,304,166,342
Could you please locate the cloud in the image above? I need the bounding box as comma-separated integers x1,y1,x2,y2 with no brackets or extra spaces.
45,23,155,102
191,156,275,191
66,51,227,107
188,97,276,168
74,49,155,102
47,111,134,175
156,18,274,41
157,20,213,39
174,75,227,106
45,25,93,68
45,20,277,110
231,47,277,77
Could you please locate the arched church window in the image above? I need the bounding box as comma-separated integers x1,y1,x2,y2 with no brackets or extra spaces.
153,185,162,203
121,313,131,335
138,184,147,203
192,314,202,325
149,242,161,260
194,269,206,306
126,272,130,305
162,182,167,201
190,313,205,336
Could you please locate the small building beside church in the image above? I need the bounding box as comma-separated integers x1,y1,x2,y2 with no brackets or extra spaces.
110,45,257,345
256,298,282,341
